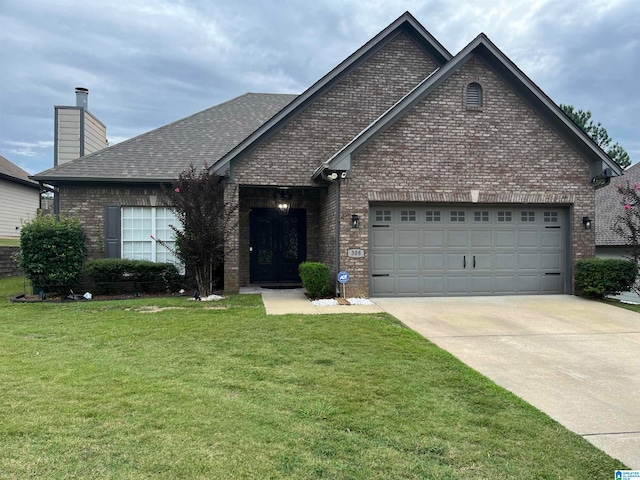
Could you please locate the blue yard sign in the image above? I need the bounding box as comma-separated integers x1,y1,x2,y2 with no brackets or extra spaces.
337,271,350,284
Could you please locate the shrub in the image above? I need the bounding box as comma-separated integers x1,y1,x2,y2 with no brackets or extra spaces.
575,258,637,299
298,262,330,299
81,259,181,295
18,214,87,294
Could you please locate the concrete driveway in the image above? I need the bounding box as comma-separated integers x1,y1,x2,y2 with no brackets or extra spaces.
374,295,640,469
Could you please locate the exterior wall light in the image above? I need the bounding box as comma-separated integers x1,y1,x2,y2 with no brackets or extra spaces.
582,216,592,229
351,214,360,228
273,190,292,215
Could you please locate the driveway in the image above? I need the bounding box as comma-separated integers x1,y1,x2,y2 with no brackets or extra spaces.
374,295,640,469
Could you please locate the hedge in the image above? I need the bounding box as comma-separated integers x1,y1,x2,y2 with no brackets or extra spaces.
298,262,331,299
575,258,637,299
80,259,182,295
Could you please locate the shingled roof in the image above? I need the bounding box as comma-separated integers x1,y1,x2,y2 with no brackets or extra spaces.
33,93,298,183
596,163,639,246
0,155,39,188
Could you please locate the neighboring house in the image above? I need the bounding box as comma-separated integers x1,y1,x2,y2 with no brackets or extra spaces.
33,12,621,297
0,155,40,237
596,162,639,303
596,162,639,259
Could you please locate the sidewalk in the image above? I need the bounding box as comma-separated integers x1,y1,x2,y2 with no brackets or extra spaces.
239,286,384,315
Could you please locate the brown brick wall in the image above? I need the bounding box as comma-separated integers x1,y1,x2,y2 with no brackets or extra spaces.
338,55,594,296
224,33,440,290
59,186,164,260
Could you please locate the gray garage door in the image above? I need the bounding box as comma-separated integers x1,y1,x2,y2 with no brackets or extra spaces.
370,205,567,296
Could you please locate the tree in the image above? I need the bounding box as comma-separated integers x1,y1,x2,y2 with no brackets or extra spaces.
157,165,238,297
614,182,640,283
18,214,87,294
560,104,631,169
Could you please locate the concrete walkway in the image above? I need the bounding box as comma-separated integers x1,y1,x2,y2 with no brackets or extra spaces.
374,295,640,470
239,286,384,315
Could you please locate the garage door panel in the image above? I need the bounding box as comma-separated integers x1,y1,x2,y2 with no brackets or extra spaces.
398,229,420,248
423,230,444,247
517,275,540,293
495,275,517,294
372,230,394,248
540,230,562,247
540,253,561,270
541,274,562,292
423,253,445,270
372,253,394,271
398,253,420,271
446,275,469,293
423,276,445,294
447,230,469,248
370,206,566,296
471,230,492,248
471,275,493,293
398,276,420,295
517,253,539,270
495,230,516,247
372,276,394,295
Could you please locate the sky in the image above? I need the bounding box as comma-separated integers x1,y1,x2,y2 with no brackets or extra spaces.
1,0,638,175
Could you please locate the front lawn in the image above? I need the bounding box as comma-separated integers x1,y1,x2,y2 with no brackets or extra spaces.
0,280,625,478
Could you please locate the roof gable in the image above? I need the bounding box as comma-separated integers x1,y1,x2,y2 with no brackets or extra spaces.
0,155,39,189
210,12,452,176
315,33,623,181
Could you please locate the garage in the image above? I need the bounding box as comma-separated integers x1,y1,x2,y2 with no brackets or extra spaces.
370,205,568,296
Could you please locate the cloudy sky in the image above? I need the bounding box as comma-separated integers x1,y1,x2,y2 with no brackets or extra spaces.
1,0,638,175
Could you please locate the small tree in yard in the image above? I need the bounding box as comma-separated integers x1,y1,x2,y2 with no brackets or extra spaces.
159,164,238,297
18,214,87,294
614,182,640,291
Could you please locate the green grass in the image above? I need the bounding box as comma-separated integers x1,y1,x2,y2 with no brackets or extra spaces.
603,298,640,313
0,238,20,247
0,278,626,478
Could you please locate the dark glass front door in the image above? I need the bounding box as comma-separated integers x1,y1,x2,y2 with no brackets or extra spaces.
250,208,307,283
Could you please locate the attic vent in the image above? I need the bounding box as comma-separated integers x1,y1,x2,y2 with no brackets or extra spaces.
466,83,483,108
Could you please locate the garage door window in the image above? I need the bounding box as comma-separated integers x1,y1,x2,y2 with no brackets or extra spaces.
521,211,535,222
497,211,512,222
425,211,441,222
450,211,465,222
375,210,392,222
474,211,490,222
544,212,558,223
401,210,417,222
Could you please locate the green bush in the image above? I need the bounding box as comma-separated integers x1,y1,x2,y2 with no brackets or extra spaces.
298,262,330,299
18,214,87,293
575,258,637,298
81,259,182,295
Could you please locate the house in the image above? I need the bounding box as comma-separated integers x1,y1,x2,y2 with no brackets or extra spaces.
32,12,622,297
596,162,638,260
0,155,40,237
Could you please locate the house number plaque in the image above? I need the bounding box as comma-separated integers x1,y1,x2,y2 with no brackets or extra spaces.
347,249,365,258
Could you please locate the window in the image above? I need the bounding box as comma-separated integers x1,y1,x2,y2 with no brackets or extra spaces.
543,211,558,223
466,82,483,108
474,211,489,222
497,211,512,222
375,210,392,222
521,211,535,222
450,211,465,222
400,210,416,222
425,210,441,222
122,207,182,269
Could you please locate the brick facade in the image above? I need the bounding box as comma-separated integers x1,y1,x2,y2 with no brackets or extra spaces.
59,186,164,259
337,55,594,296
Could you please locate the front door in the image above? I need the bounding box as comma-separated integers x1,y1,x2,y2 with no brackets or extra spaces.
250,208,307,284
